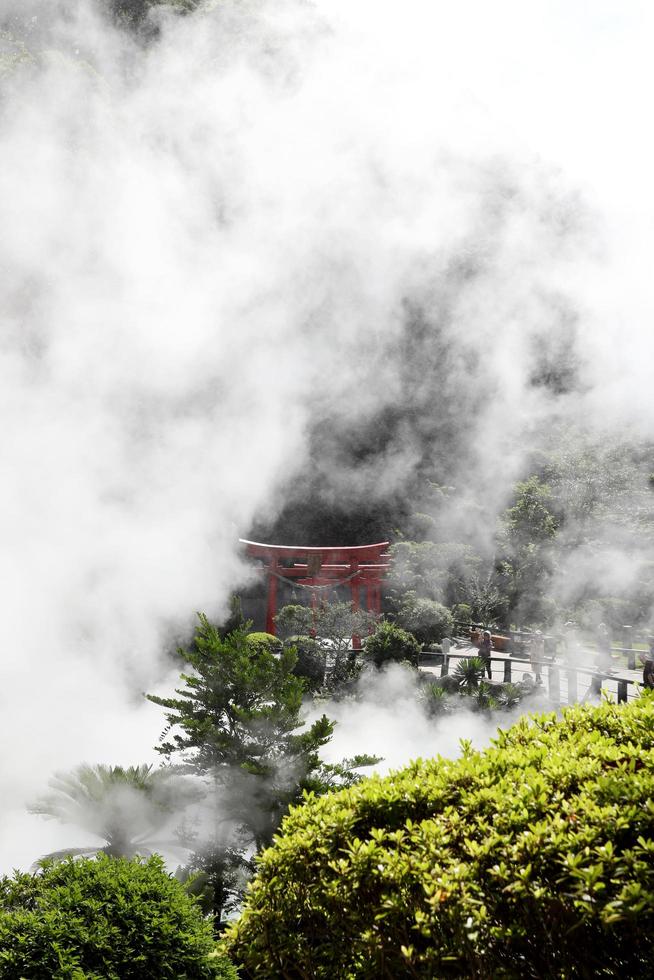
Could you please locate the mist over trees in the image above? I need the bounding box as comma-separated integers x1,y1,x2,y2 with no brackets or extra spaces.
254,431,654,633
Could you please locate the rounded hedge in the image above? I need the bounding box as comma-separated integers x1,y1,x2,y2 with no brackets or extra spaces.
226,695,654,978
395,597,454,645
245,631,283,655
364,620,421,668
0,854,237,979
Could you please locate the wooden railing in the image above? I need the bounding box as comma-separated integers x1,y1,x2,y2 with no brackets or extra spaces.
439,649,640,705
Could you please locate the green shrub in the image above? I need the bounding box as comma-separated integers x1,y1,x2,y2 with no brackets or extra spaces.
0,854,237,979
394,593,455,645
364,620,421,668
452,601,473,623
245,631,283,655
227,695,654,979
284,635,326,693
426,671,460,694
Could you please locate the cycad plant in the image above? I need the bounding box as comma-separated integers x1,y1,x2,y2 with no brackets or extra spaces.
29,763,203,861
421,682,453,717
471,680,498,712
453,656,487,695
496,682,524,710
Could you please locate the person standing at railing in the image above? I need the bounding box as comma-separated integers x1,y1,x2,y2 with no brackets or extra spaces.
640,641,654,689
479,629,493,679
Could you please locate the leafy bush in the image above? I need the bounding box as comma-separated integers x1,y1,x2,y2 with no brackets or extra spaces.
451,601,473,623
226,696,654,978
276,602,376,653
245,630,283,655
284,635,326,693
0,854,236,979
364,620,421,668
393,592,454,645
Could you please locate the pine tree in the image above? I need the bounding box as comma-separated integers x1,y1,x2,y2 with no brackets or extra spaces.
147,616,374,922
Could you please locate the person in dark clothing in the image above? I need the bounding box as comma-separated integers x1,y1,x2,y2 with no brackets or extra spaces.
642,642,654,689
478,629,493,679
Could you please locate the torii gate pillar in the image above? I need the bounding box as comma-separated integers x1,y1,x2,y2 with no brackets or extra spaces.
265,557,279,635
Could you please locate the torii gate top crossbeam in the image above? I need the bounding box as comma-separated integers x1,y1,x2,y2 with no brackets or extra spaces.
240,539,390,564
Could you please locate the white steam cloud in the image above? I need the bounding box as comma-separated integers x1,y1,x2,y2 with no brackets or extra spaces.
1,0,653,868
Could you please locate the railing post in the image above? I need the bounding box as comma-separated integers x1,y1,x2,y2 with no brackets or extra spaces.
621,625,635,670
617,679,628,703
441,637,450,676
548,664,560,705
567,668,578,703
503,657,512,683
589,672,602,699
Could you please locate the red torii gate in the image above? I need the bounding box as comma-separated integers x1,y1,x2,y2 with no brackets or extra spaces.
240,539,391,640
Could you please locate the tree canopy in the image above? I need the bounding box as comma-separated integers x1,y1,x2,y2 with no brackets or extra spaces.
0,854,235,979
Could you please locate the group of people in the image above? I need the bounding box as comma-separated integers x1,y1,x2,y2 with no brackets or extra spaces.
472,623,654,690
474,627,547,684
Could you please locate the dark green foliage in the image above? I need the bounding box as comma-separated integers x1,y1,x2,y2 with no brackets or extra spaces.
393,591,454,644
226,695,654,979
218,594,246,639
106,0,200,33
497,475,559,625
364,620,421,668
452,601,473,622
275,601,376,653
284,635,326,693
0,854,235,979
503,475,559,545
273,604,310,641
458,571,508,625
388,539,481,604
